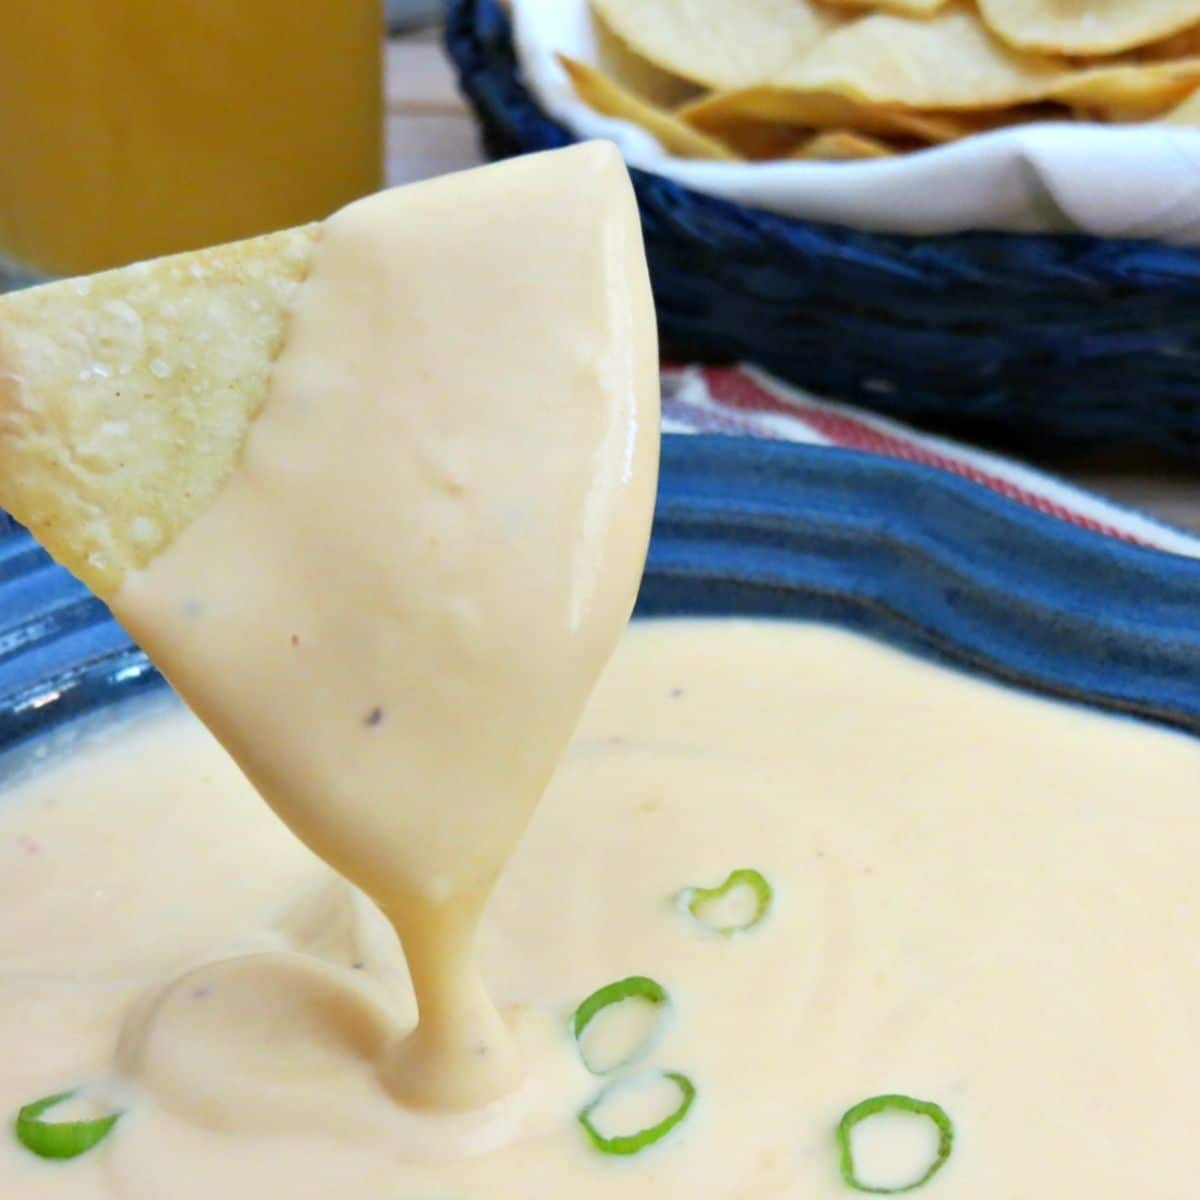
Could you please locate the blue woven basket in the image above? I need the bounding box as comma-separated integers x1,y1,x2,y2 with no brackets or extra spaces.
445,0,1200,459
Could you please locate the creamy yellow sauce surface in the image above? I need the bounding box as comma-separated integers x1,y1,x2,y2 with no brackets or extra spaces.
2,619,1199,1198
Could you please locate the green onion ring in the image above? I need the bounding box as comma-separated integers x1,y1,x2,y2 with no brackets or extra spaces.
578,1070,696,1157
571,975,671,1075
14,1090,122,1161
836,1093,954,1193
677,868,773,936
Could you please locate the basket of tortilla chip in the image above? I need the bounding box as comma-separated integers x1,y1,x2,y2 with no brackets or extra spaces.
445,0,1200,458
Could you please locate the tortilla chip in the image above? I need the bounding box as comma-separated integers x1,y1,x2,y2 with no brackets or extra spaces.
0,228,317,596
681,87,988,145
588,0,835,89
1159,85,1200,121
821,0,949,15
702,6,1200,120
1056,58,1200,119
591,13,700,107
559,55,740,159
681,111,808,160
1140,24,1200,60
770,6,1065,110
795,130,896,158
978,0,1200,56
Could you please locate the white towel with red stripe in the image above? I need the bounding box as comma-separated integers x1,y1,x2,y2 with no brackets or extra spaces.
662,365,1200,559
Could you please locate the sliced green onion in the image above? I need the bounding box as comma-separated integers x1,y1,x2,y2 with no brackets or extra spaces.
837,1094,954,1194
14,1091,122,1161
677,868,773,936
571,975,671,1075
578,1070,696,1157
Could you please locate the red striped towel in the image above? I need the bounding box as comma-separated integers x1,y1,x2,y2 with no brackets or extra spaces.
662,364,1200,560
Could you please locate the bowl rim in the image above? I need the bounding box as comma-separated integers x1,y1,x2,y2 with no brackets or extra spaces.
0,434,1197,757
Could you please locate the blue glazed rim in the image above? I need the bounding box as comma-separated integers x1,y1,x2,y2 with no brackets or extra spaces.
1,435,1198,755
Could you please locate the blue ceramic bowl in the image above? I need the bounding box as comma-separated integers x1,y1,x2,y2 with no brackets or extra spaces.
1,436,1198,756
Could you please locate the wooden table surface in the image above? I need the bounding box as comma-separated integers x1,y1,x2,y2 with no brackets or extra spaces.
388,29,1200,536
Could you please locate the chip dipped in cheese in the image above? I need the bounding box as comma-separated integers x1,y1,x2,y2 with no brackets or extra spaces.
0,143,660,1117
0,227,318,596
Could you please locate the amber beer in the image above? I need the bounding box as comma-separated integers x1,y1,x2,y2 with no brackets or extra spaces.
0,0,383,278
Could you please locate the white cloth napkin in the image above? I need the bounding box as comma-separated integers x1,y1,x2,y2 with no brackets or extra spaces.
514,0,1200,244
